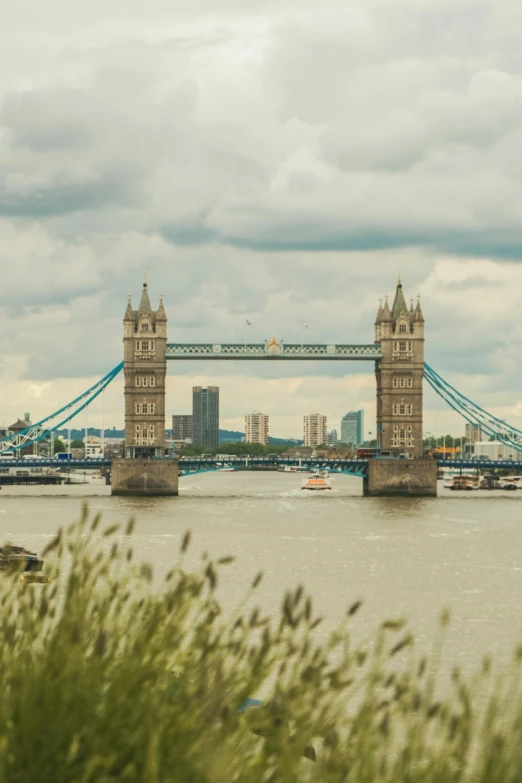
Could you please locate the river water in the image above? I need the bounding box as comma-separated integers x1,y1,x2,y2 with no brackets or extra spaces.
1,472,521,672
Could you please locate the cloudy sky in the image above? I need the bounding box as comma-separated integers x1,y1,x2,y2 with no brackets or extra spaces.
1,0,522,438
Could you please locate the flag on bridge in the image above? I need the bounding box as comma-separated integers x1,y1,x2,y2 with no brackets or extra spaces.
246,319,251,326
302,321,308,329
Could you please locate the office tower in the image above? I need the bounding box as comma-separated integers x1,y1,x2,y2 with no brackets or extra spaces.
304,414,327,447
341,410,364,446
172,415,193,443
327,429,338,446
245,412,269,444
465,423,483,442
192,387,220,448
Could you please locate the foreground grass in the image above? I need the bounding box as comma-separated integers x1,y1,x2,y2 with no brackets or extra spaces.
0,507,521,782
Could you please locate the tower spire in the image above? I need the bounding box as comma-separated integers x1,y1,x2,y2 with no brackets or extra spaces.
138,275,153,315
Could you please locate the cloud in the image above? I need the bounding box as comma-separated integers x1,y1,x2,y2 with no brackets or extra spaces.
0,0,521,436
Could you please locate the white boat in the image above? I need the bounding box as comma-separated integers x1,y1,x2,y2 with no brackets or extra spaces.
442,468,477,489
301,472,332,491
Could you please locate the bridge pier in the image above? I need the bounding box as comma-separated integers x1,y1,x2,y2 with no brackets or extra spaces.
363,459,437,497
111,458,179,497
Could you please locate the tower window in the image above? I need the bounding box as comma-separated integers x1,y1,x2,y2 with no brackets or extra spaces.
407,378,413,388
135,377,141,387
399,341,407,352
399,324,406,333
142,322,149,333
150,376,155,387
393,378,398,388
142,377,148,387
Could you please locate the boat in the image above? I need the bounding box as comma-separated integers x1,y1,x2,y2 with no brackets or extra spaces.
442,468,478,489
301,472,332,491
0,545,44,573
448,476,478,491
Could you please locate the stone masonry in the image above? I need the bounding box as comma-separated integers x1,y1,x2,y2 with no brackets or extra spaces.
375,278,425,459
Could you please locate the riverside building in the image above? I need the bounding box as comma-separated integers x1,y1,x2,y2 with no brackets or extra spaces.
245,412,269,444
192,387,220,448
172,415,193,444
304,414,327,448
341,411,364,446
465,423,484,442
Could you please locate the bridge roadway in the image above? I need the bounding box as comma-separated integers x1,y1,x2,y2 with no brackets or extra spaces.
2,457,522,477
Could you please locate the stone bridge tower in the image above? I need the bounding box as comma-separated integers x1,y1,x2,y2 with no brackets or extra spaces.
375,277,425,459
122,278,167,458
111,277,178,496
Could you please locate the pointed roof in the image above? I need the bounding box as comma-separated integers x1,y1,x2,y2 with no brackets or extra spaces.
391,278,408,321
414,298,425,323
375,299,383,325
124,294,134,321
156,296,167,322
138,283,153,317
381,297,392,321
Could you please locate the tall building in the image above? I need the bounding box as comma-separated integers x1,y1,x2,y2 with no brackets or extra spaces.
327,429,338,446
465,423,483,442
374,277,424,458
172,415,193,443
304,414,327,447
123,280,167,458
193,387,220,448
245,412,269,444
341,411,364,446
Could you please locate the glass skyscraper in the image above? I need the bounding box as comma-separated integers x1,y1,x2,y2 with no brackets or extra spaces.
192,387,220,448
341,410,364,446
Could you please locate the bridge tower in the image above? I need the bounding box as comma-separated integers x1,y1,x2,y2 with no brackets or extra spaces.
111,277,178,496
122,279,167,458
375,276,425,459
366,276,436,496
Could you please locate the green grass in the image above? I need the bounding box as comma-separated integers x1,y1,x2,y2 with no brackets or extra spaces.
1,504,522,782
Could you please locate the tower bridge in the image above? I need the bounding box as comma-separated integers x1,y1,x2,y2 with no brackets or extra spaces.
110,275,436,497
4,274,520,497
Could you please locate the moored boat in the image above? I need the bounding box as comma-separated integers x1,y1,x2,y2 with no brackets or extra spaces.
0,545,44,573
448,476,478,491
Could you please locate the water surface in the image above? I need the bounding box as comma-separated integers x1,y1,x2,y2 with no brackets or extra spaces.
1,473,520,671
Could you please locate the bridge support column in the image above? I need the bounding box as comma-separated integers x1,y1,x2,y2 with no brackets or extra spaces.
111,458,179,497
363,459,437,497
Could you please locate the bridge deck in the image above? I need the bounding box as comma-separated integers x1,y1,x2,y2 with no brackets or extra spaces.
165,343,383,361
1,457,521,476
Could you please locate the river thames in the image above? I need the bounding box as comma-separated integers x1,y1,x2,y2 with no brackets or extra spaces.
1,472,521,672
